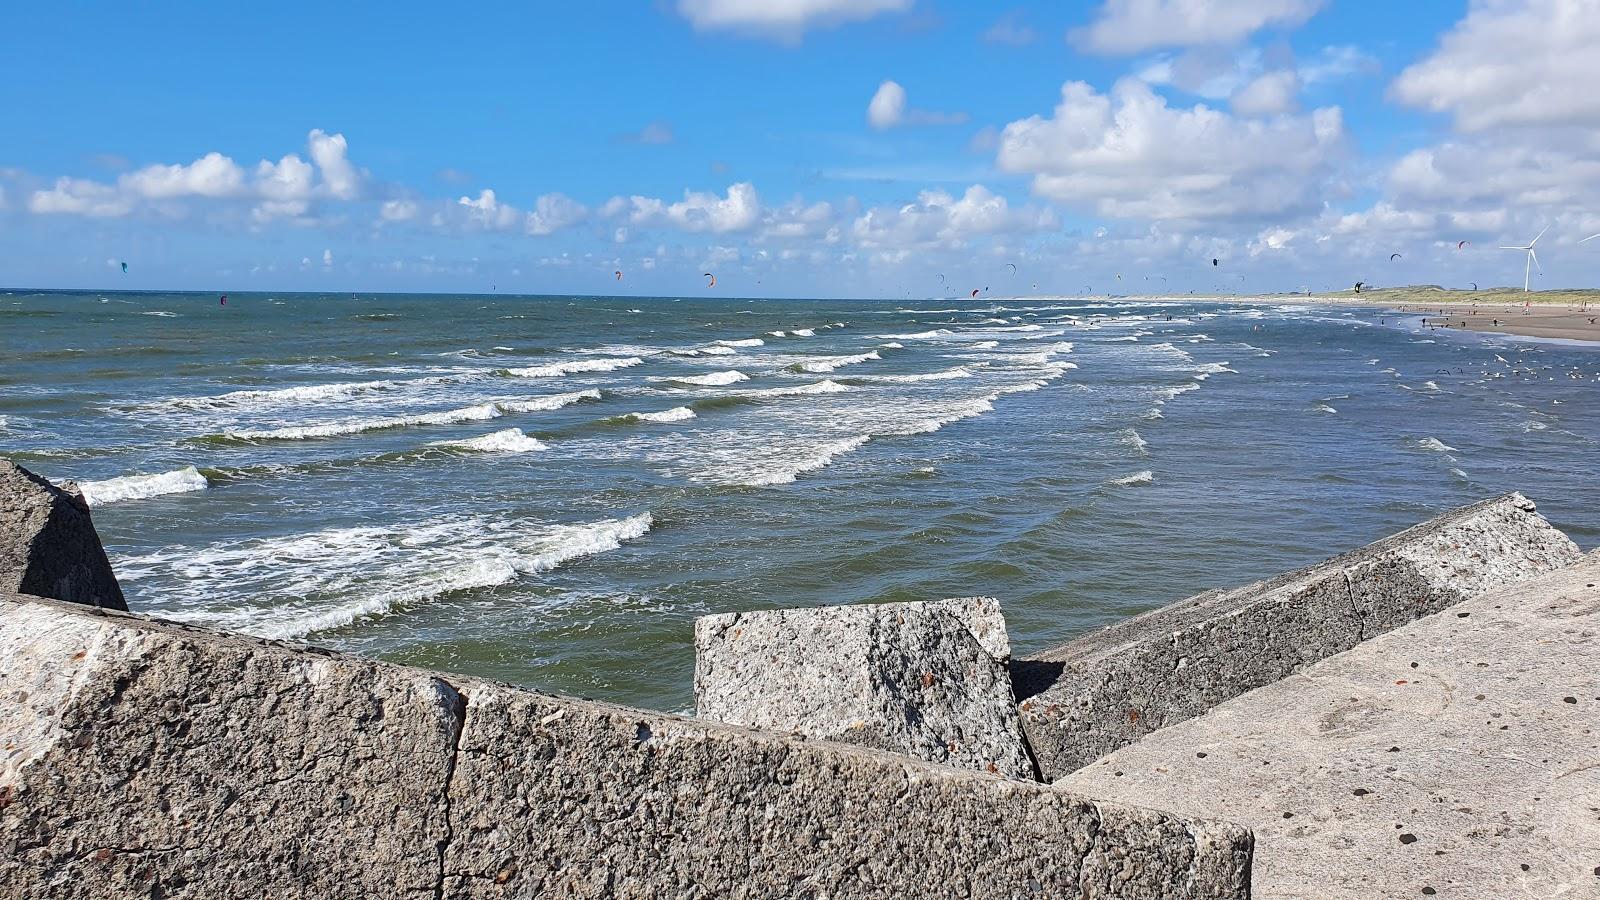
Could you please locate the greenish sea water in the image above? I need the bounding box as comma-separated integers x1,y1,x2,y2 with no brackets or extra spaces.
5,289,1597,711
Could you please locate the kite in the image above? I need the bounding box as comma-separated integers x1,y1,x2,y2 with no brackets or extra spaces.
615,270,622,281
937,273,945,284
1457,241,1470,250
1211,258,1219,267
219,294,227,306
120,262,128,274
704,272,716,288
1005,263,1017,275
1470,282,1478,291
1390,253,1402,261
971,289,980,298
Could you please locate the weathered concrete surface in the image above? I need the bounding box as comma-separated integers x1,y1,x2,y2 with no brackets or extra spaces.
0,459,125,611
1016,494,1580,780
695,597,1035,780
1055,550,1600,900
0,593,1252,899
0,594,460,898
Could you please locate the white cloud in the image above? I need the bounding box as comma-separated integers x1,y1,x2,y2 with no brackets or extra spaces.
612,182,762,233
760,198,838,239
380,199,419,222
1231,70,1301,116
1391,0,1600,132
526,193,587,235
308,129,360,199
121,152,246,199
458,189,521,229
322,248,334,267
852,185,1057,249
29,178,135,217
867,79,968,130
868,80,907,129
457,189,587,235
983,11,1037,45
996,79,1345,220
676,0,911,39
1073,0,1326,55
23,130,362,223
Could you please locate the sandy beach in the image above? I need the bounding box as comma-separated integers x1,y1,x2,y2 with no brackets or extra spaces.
1167,287,1600,345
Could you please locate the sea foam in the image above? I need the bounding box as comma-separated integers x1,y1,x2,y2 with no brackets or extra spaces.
428,428,548,454
78,466,209,506
117,512,654,640
504,357,642,377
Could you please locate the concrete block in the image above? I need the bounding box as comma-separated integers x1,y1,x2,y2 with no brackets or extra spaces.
0,459,126,611
1055,551,1600,899
1016,493,1581,780
0,593,1252,899
695,597,1034,780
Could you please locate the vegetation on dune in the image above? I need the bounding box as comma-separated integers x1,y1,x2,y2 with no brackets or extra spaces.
1318,285,1600,306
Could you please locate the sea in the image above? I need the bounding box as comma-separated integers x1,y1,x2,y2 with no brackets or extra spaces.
4,290,1598,712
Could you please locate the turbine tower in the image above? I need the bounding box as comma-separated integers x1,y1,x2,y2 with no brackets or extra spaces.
1500,226,1547,292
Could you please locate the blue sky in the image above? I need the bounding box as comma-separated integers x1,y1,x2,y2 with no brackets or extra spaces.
5,1,1598,296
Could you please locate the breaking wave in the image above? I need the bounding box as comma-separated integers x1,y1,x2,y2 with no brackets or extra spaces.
427,428,548,454
78,466,209,506
503,357,642,378
116,513,654,640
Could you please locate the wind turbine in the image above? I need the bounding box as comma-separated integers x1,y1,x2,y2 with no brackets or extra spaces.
1580,233,1600,244
1500,226,1548,292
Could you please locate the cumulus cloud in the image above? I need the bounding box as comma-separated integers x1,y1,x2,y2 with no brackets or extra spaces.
675,0,911,40
121,152,245,199
867,80,968,130
851,185,1057,249
379,199,419,222
308,129,360,199
868,81,907,129
526,193,587,235
29,178,135,217
26,129,362,223
996,79,1345,220
1073,0,1326,55
610,182,762,233
760,198,839,240
1392,0,1600,133
457,189,587,235
1231,69,1301,116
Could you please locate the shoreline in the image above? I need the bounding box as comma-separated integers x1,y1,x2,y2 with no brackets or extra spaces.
1095,291,1600,345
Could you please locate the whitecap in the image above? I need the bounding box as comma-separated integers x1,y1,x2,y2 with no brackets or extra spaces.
78,467,208,506
742,380,850,398
1417,437,1457,453
715,338,764,348
1109,470,1154,487
795,351,881,373
118,513,653,640
629,406,696,423
665,370,748,387
428,428,548,454
503,357,643,377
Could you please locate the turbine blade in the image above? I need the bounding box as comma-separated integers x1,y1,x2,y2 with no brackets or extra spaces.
1582,234,1600,244
1499,245,1525,250
1531,248,1542,272
1531,226,1549,246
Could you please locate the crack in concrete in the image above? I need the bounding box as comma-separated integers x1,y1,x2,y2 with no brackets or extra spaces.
433,679,467,900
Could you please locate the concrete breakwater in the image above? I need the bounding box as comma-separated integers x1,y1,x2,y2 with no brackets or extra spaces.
0,456,1589,897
